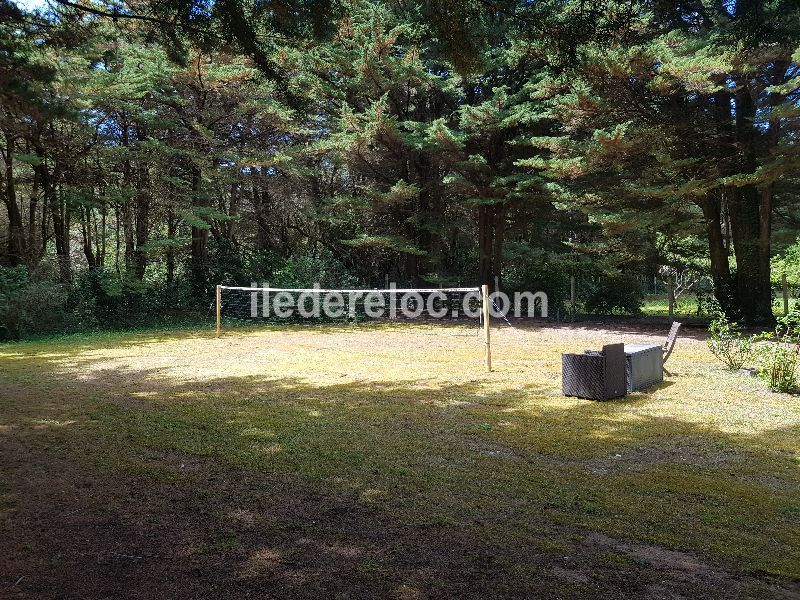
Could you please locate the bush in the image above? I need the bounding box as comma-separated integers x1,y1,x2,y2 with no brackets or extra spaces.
583,274,644,315
270,250,360,288
0,266,68,339
754,308,800,393
755,342,800,393
706,312,755,371
500,244,571,317
68,269,203,330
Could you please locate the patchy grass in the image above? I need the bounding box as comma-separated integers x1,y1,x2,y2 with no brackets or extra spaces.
1,321,799,598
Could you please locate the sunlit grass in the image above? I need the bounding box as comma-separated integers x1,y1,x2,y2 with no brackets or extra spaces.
641,294,702,317
2,321,799,580
641,292,800,319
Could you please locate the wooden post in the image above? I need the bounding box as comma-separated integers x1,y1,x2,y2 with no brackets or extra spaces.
216,285,221,338
570,275,576,304
783,273,789,315
482,284,491,372
667,273,675,317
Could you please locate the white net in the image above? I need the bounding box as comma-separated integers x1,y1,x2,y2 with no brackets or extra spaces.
217,286,483,325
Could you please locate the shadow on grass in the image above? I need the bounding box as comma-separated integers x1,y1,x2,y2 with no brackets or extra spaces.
1,342,799,599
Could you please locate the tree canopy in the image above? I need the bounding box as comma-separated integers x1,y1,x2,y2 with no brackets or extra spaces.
1,0,798,335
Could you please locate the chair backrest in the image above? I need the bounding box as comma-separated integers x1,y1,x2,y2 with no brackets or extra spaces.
662,322,682,363
601,343,626,398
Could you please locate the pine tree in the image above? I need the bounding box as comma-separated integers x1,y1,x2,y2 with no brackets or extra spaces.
520,0,800,323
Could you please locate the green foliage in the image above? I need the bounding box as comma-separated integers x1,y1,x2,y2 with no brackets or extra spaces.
582,273,644,316
706,311,755,371
0,267,67,340
754,308,800,394
270,250,360,288
501,244,571,307
520,0,800,324
1,0,798,337
772,238,800,288
0,265,212,340
69,270,206,330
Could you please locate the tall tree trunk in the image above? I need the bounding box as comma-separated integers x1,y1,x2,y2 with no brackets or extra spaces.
57,180,72,282
700,194,734,313
133,165,150,280
165,208,176,285
2,137,28,266
730,81,773,324
80,205,97,269
252,168,270,251
122,199,135,272
478,204,505,289
227,181,239,242
121,118,135,274
36,159,71,282
729,190,772,325
492,204,506,290
751,60,787,323
95,188,106,269
28,166,39,263
190,165,208,297
114,204,121,274
132,127,150,280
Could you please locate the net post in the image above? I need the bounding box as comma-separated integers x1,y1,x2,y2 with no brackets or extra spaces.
216,285,221,337
482,284,491,372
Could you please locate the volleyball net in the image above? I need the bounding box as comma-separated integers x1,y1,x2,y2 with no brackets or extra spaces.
215,285,484,326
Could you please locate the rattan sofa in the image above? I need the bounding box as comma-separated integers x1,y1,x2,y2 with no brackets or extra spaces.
562,343,627,401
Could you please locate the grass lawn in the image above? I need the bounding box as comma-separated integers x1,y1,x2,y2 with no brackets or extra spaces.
1,322,799,598
641,293,800,319
641,294,703,317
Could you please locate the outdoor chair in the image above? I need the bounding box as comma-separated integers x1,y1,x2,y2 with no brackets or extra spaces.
662,321,682,375
562,343,627,401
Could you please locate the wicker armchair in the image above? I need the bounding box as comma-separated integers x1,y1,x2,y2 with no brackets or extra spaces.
562,343,627,401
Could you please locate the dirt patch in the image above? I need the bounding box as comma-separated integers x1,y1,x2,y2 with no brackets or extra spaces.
582,439,745,475
136,448,216,473
581,533,800,600
462,436,525,460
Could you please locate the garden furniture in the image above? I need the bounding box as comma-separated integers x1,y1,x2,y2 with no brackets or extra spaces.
562,343,627,401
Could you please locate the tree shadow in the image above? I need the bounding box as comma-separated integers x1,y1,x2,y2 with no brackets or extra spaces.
1,336,799,599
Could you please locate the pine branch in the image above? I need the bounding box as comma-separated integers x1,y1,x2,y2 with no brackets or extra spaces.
52,0,172,26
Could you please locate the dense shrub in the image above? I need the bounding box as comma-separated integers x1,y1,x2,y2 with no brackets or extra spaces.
69,269,205,329
772,237,800,289
0,265,213,340
0,247,372,340
269,250,361,288
502,244,571,317
582,274,644,315
0,266,68,339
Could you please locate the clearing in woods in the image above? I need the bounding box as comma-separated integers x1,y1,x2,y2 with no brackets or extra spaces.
1,322,799,599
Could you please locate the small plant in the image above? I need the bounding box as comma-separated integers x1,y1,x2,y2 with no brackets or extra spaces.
562,299,582,322
754,309,800,393
706,312,755,370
